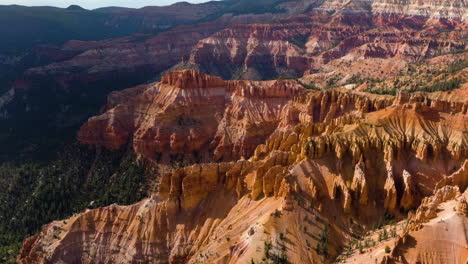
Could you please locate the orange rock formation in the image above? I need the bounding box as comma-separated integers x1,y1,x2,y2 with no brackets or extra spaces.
78,70,303,162
19,71,467,264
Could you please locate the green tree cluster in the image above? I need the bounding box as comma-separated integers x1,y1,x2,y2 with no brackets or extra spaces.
0,144,149,263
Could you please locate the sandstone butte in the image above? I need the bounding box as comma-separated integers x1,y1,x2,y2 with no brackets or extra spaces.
18,70,468,264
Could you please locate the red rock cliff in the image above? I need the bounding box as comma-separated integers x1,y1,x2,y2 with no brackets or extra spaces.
22,72,468,264
78,70,303,162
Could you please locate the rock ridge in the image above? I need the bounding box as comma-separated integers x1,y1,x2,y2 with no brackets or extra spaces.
21,72,467,264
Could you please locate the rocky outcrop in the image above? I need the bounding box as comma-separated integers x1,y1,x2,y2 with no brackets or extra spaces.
78,70,303,162
182,2,466,80
370,0,468,19
351,162,369,206
457,197,468,216
17,157,295,264
79,71,410,163
411,185,461,226
5,1,468,262
400,170,417,211
384,163,398,213
395,90,468,115
2,0,466,152
341,185,468,264
2,4,319,141
390,186,468,264
2,0,324,106
14,21,227,92
435,155,468,191
20,69,468,263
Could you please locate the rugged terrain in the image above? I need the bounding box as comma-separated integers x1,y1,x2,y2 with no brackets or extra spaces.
181,0,467,81
0,0,318,161
0,1,227,95
0,0,466,263
17,70,468,263
77,70,303,162
1,0,466,148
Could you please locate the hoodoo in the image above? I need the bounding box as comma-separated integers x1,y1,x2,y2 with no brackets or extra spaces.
19,71,468,264
0,0,465,263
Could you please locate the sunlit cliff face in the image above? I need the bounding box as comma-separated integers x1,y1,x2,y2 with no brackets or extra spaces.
7,0,467,263
19,69,468,264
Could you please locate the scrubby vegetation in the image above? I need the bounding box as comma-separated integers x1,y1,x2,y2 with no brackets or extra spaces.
365,77,462,95
411,78,462,92
335,216,400,263
385,246,391,253
447,59,468,74
276,74,321,91
262,239,288,264
299,81,321,90
315,223,330,259
364,58,467,95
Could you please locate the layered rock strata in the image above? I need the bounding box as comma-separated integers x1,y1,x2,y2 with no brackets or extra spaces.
78,70,303,162
19,71,468,264
183,3,467,80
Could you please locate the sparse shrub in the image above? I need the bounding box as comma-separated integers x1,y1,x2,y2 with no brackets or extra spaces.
385,246,391,253
299,81,321,91
316,223,330,258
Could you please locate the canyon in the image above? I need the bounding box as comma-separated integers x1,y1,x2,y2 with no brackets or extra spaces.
0,0,465,263
18,70,468,263
1,0,466,147
183,6,466,81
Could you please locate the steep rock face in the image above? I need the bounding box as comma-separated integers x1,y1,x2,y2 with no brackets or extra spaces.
14,22,226,92
340,185,468,264
78,70,303,162
395,90,468,115
180,17,318,80
370,0,467,19
18,158,294,264
182,1,467,80
20,73,468,263
256,100,466,219
400,170,417,211
458,196,468,215
384,163,398,213
2,0,466,143
79,72,404,163
411,185,461,225
450,160,468,192
1,0,324,106
351,162,369,205
1,7,314,140
389,187,468,264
